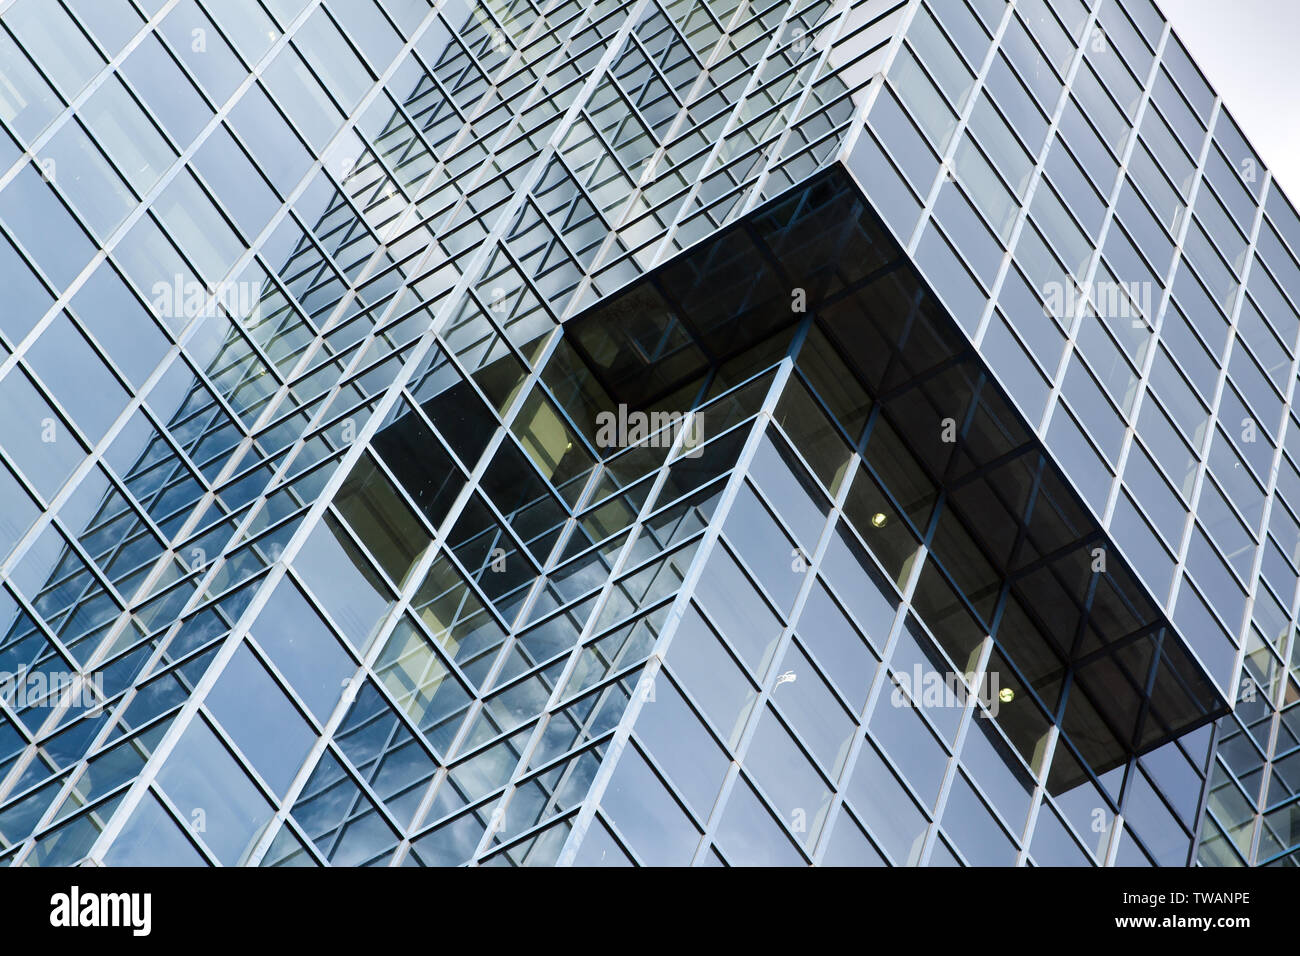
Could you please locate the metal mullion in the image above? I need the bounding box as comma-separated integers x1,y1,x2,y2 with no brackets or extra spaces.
0,0,173,188
554,357,797,866
306,743,407,864
140,369,250,497
408,790,505,855
69,781,217,867
1195,167,1252,251
256,808,328,866
952,0,1104,364
1030,13,1175,532
237,601,407,866
605,718,713,834
335,704,427,823
911,632,998,865
1129,128,1192,220
7,579,225,826
32,734,153,836
206,351,286,431
811,594,931,867
764,663,855,796
719,710,825,863
491,689,636,844
1176,223,1246,309
78,0,489,864
1140,88,1205,174
51,0,128,63
390,585,482,701
1164,100,1265,693
647,0,838,264
402,67,465,135
372,111,431,182
309,194,621,863
79,496,154,566
620,29,690,111
285,254,357,340
992,456,1067,864
1220,178,1300,859
901,0,1024,252
518,179,616,276
952,687,1042,850
48,112,154,218
816,386,992,865
479,806,582,865
278,233,343,298
44,535,135,639
0,668,100,810
15,518,127,648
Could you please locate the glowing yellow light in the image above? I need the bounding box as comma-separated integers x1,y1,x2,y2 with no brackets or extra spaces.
871,512,888,528
999,688,1015,704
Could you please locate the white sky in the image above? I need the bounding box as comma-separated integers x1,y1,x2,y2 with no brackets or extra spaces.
1160,0,1300,199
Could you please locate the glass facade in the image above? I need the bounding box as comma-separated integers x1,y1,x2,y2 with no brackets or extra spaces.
0,0,1292,867
848,0,1300,866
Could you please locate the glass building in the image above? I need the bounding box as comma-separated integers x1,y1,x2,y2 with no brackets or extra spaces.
0,0,1293,867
